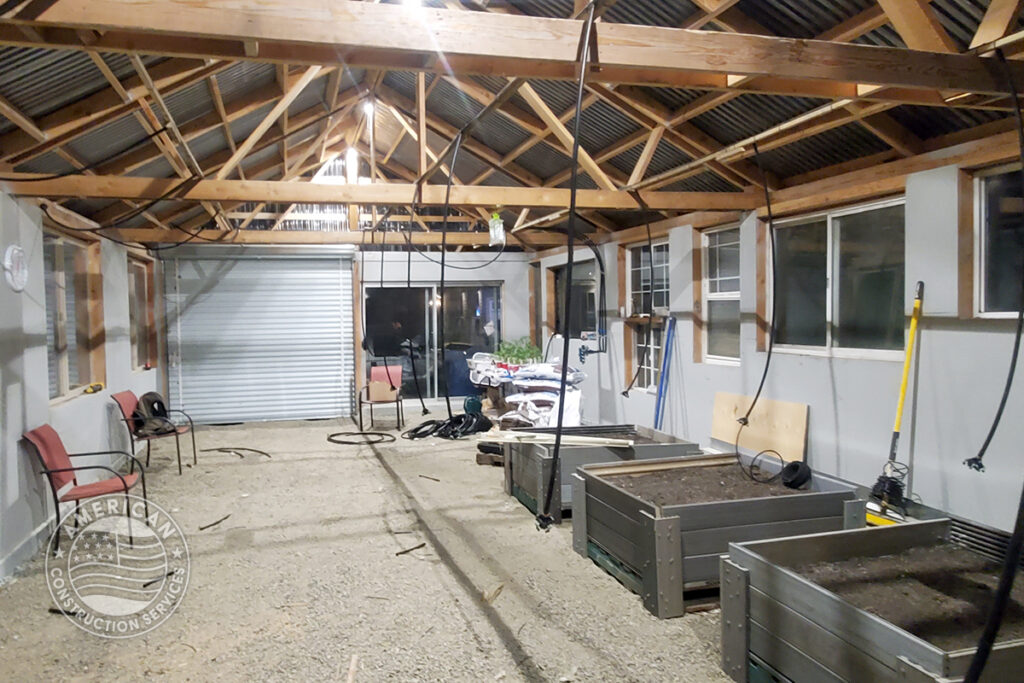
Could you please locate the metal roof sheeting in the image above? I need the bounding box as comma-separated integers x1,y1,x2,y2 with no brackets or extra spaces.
67,114,150,167
692,93,830,146
516,140,571,180
608,138,694,180
754,122,891,178
736,0,874,38
889,105,1006,140
570,99,642,157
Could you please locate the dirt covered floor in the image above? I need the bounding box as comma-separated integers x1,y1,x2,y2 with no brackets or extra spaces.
602,462,801,507
794,543,1024,651
0,417,728,682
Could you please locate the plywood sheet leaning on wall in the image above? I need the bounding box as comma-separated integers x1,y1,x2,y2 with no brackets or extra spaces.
711,392,808,462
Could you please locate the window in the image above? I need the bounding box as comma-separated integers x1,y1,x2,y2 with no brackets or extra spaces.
128,258,155,369
774,201,905,352
978,169,1024,314
628,242,669,315
44,235,103,399
703,227,740,360
553,260,597,338
633,323,663,390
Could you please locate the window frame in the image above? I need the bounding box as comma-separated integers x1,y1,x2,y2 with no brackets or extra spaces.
630,319,664,393
975,163,1022,319
770,197,907,362
128,255,157,370
702,225,742,365
626,240,670,318
43,232,105,401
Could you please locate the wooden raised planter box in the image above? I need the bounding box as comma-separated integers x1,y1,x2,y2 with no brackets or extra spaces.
502,424,703,523
572,454,864,619
722,519,1024,682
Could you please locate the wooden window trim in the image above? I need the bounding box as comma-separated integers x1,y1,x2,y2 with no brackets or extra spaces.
129,256,158,369
45,232,105,399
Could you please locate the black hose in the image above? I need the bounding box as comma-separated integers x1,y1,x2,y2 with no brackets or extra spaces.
732,142,778,477
537,4,596,530
327,432,396,445
963,48,1024,683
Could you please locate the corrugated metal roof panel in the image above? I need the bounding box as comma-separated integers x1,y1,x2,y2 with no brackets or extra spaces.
527,80,578,115
471,75,533,113
755,122,891,178
569,99,642,156
0,48,106,121
516,140,570,179
608,138,694,180
735,0,874,38
692,93,828,146
287,79,327,117
15,151,75,175
470,113,532,158
215,62,276,103
164,79,215,125
383,71,417,100
889,105,1006,140
855,25,905,48
67,114,150,166
602,1,700,27
427,76,484,129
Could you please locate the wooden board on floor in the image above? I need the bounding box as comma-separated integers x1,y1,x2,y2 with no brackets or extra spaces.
476,451,504,467
711,392,808,462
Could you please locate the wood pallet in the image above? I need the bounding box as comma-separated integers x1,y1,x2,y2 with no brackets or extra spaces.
476,451,504,466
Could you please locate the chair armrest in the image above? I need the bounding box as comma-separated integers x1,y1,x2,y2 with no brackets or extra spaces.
68,450,145,473
166,409,195,428
41,465,129,490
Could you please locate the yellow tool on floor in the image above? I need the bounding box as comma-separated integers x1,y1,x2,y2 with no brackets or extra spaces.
868,281,924,525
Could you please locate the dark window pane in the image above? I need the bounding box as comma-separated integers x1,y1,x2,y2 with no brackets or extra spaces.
707,300,741,358
775,220,827,346
833,205,905,350
984,171,1024,313
554,260,596,337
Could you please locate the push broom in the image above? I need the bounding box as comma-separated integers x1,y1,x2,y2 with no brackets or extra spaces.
868,281,924,523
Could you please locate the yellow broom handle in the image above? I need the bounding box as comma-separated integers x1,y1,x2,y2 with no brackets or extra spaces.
893,282,924,435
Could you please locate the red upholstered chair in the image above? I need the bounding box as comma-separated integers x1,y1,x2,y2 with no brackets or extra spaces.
358,365,404,431
23,424,148,555
111,391,196,475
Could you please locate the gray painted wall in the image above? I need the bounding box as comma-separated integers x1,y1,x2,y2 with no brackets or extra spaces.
0,192,159,578
539,166,1024,533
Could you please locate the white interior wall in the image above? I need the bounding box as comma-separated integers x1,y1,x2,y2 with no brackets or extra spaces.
0,192,160,578
538,166,1024,532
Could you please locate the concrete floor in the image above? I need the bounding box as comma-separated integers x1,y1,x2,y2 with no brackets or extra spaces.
0,417,729,682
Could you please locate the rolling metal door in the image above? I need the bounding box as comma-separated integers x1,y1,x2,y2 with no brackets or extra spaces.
166,256,353,423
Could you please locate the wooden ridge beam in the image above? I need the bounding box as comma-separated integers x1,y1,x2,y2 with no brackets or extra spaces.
9,0,1024,94
104,227,562,247
0,174,758,211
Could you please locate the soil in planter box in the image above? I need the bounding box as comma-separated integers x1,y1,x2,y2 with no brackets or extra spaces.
601,463,801,506
794,543,1024,651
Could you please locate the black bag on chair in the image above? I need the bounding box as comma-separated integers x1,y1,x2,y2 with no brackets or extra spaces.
131,392,175,436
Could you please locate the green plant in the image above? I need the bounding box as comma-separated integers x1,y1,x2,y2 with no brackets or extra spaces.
495,337,542,365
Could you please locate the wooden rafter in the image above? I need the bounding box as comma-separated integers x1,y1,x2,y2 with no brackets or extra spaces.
6,1,1024,95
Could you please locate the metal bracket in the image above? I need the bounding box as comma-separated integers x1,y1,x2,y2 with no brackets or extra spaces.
844,498,868,530
721,557,751,683
640,510,683,618
571,473,588,557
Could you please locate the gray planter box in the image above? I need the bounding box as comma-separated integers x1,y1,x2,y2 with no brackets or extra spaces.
722,519,1024,682
572,454,864,619
502,424,702,523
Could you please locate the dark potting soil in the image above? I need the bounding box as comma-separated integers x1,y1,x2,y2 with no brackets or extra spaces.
600,463,801,506
793,543,1024,651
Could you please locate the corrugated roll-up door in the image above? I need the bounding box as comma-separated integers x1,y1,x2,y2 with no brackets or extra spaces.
165,256,353,423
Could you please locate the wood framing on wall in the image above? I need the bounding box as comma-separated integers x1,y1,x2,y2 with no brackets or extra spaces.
958,168,975,320
691,229,704,364
545,266,557,340
755,219,768,352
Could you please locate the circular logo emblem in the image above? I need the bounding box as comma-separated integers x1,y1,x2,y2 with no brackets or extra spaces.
45,494,189,638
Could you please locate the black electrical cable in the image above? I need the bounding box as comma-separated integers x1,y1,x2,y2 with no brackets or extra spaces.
438,132,464,421
537,4,596,531
622,209,656,397
733,141,778,480
963,48,1024,683
327,432,396,445
964,69,1024,473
